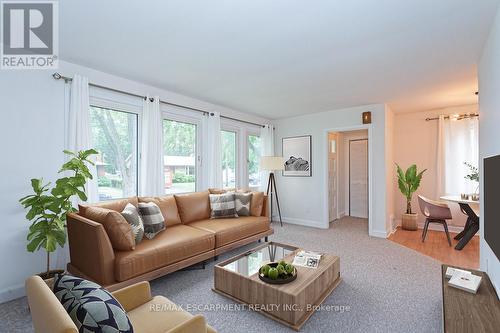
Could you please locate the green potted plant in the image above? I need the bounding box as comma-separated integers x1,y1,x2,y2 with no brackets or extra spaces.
19,149,97,282
464,162,479,200
396,164,426,231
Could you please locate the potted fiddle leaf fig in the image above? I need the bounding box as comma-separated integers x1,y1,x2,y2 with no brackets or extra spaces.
19,149,97,281
396,164,426,231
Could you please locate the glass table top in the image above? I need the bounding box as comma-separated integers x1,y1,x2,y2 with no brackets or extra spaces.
221,242,298,277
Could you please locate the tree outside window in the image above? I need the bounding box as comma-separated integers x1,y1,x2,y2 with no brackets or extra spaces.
221,130,236,188
90,106,138,200
248,135,261,187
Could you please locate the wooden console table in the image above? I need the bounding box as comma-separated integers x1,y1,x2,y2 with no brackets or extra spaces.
442,265,500,332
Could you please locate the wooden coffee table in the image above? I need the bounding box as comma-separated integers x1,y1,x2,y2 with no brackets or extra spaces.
213,242,341,331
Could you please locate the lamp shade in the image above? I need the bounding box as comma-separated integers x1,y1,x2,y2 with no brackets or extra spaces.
260,156,284,171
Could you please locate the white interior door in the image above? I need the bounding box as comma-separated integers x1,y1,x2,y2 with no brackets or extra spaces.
328,134,338,221
349,139,368,218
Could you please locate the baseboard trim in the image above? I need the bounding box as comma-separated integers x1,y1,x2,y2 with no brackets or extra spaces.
0,283,25,303
280,217,327,229
369,229,389,238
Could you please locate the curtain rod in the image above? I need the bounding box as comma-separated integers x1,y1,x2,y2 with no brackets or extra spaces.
425,113,479,121
52,72,267,128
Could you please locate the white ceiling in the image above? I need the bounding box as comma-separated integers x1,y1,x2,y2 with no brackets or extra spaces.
59,0,499,118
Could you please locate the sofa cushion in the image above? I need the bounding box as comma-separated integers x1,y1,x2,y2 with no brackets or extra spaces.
138,196,182,227
189,216,270,248
114,225,215,281
121,203,145,244
207,189,264,216
209,193,238,218
138,202,165,240
250,191,265,217
174,191,211,223
53,274,133,333
79,206,135,251
235,192,252,216
79,197,138,215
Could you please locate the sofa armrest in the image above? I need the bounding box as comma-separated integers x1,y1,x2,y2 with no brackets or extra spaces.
67,212,116,285
166,314,209,333
111,281,152,312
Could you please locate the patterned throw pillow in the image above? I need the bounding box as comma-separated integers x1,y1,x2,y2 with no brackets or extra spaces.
138,202,165,239
209,193,238,218
53,274,134,333
235,192,252,216
121,203,144,244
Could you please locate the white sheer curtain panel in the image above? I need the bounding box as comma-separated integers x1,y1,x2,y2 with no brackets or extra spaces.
140,95,164,196
437,116,479,196
202,112,222,189
259,124,275,191
58,74,98,268
67,74,99,202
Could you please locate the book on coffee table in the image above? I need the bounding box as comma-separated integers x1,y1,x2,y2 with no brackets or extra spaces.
292,250,322,269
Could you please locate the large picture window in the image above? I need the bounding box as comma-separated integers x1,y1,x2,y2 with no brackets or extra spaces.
221,130,237,188
248,134,261,187
90,106,138,200
163,119,197,194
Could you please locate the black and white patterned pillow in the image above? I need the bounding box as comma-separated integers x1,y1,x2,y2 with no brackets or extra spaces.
235,192,252,216
209,193,238,218
53,274,134,333
121,203,144,244
138,202,165,239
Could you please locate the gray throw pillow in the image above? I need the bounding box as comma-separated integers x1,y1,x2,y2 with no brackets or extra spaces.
121,203,144,244
235,192,252,216
53,274,134,333
209,193,238,218
138,202,165,239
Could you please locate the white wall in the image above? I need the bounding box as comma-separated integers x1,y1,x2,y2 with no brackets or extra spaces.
478,5,500,293
273,104,391,237
0,60,270,303
392,104,478,231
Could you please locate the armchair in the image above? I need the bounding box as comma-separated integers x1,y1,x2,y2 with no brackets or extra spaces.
25,276,216,333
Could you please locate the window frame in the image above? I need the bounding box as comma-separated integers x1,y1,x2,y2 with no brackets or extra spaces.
161,106,203,194
88,98,141,200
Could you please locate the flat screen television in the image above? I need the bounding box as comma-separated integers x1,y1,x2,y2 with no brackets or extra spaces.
484,154,500,261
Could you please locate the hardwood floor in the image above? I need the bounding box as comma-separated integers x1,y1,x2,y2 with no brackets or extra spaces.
388,227,479,269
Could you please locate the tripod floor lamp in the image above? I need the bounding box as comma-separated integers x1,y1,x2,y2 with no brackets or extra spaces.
260,156,283,227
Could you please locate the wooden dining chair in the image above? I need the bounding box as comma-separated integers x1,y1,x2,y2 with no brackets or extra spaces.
417,195,453,246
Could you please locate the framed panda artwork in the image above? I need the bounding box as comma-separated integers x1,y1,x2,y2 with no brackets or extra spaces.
282,135,312,177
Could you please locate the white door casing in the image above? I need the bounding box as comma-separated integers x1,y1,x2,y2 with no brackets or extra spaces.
328,133,338,221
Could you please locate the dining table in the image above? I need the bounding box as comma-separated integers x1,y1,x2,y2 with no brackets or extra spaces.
440,195,480,250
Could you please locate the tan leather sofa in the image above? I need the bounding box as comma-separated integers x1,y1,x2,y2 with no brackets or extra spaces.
25,275,216,333
67,191,272,291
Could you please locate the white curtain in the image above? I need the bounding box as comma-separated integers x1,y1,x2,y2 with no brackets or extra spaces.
67,74,99,202
140,96,164,196
58,74,98,269
437,116,479,196
259,124,275,191
436,115,446,197
202,112,222,189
